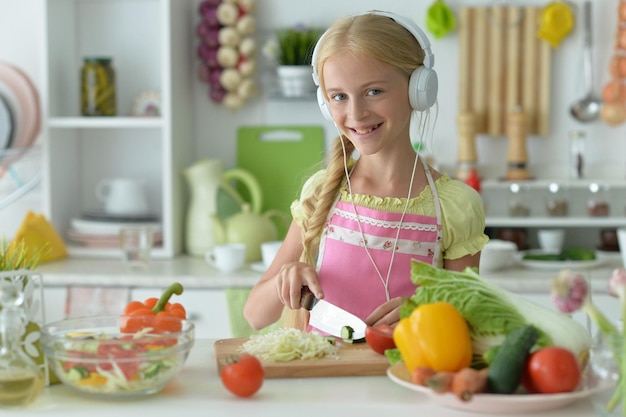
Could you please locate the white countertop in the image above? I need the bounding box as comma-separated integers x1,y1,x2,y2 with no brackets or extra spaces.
36,254,625,295
14,339,601,417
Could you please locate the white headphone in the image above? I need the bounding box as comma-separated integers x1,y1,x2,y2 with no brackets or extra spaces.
311,10,438,121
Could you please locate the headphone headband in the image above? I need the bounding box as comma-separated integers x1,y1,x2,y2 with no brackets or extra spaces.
311,10,438,119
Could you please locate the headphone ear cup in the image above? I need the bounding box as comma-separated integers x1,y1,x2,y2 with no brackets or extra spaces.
408,67,438,111
316,87,333,121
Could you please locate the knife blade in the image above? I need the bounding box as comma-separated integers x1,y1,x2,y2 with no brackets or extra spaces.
301,288,367,340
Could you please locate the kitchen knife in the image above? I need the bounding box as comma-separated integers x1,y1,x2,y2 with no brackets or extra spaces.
301,289,367,340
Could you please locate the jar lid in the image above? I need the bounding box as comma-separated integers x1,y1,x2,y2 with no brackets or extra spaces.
83,57,112,63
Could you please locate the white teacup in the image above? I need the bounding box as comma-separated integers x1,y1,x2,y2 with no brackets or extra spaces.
537,229,565,253
261,240,283,268
96,178,149,216
205,243,246,273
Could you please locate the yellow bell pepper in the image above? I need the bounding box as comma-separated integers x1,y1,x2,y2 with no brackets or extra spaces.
393,301,472,373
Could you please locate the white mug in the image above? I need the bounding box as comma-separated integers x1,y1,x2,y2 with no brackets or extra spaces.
96,178,149,216
261,240,283,268
205,243,246,273
537,229,565,253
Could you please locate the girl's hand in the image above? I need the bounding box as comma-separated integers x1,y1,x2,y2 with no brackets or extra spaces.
365,296,404,328
274,262,323,310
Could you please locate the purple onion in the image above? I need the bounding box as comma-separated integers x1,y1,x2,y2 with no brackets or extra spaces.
210,85,227,102
208,68,223,86
202,29,221,48
198,0,221,15
202,8,221,28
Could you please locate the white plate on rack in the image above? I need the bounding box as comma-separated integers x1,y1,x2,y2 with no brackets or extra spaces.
70,218,162,236
0,93,14,150
514,250,605,270
387,362,606,414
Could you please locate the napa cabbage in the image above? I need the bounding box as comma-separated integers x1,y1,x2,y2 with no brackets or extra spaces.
404,261,591,366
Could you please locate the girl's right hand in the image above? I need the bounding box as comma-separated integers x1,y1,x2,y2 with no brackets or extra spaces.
274,261,324,310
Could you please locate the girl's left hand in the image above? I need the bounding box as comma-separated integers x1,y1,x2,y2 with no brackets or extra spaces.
365,296,404,328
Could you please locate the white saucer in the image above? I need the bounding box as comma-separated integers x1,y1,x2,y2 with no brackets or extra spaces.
249,262,267,272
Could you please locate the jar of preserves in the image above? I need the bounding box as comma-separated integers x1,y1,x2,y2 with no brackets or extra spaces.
81,57,116,116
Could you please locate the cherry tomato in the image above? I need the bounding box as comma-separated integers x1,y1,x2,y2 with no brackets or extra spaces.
522,346,581,394
220,354,264,397
365,324,396,355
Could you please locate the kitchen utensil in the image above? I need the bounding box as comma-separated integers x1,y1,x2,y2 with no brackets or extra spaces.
214,338,388,378
301,289,367,340
236,126,325,237
261,240,283,268
119,227,154,269
537,229,565,253
40,315,194,398
570,1,602,123
536,0,575,47
204,243,246,273
0,93,15,150
458,6,552,136
96,178,149,216
183,158,262,256
210,203,288,262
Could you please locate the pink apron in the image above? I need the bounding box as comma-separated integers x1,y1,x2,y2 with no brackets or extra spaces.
314,158,443,321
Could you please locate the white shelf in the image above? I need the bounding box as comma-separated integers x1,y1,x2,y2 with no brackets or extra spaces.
40,0,194,259
486,217,626,228
48,117,163,129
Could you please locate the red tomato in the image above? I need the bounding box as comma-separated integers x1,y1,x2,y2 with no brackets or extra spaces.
522,346,581,394
220,354,264,397
365,324,396,355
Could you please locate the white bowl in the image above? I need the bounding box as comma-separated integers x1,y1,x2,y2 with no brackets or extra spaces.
480,239,518,272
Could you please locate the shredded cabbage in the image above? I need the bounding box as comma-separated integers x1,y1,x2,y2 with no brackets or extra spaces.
241,328,338,361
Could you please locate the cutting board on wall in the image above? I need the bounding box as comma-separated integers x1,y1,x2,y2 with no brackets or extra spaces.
236,126,325,237
214,338,389,378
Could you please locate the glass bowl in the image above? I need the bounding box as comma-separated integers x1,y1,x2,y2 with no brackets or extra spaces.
40,315,194,398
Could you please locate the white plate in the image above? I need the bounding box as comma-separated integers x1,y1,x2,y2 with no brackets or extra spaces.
0,92,14,150
514,250,605,270
70,218,162,235
249,261,267,272
387,362,605,414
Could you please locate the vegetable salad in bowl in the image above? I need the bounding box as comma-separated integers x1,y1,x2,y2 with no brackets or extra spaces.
40,315,194,397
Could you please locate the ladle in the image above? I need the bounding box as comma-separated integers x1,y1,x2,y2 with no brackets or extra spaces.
570,1,602,123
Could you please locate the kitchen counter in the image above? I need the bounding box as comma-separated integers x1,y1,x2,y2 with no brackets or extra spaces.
37,255,625,294
15,339,602,417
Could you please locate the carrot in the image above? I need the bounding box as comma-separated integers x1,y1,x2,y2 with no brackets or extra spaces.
425,371,455,393
451,367,489,402
411,366,436,386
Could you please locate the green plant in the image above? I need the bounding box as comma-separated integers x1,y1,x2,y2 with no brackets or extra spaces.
0,238,45,271
265,26,325,66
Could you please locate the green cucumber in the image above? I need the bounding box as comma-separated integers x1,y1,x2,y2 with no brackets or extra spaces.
560,247,596,261
487,325,539,394
522,253,563,261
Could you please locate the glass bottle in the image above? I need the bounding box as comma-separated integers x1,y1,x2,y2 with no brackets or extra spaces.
508,183,530,217
569,130,586,179
587,182,610,217
81,57,116,116
0,279,44,407
545,182,569,217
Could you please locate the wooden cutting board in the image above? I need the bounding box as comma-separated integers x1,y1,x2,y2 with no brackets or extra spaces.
213,338,390,378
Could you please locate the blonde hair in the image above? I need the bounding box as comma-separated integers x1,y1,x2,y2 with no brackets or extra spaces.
282,13,427,330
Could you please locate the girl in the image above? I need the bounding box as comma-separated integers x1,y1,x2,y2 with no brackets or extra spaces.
244,11,488,332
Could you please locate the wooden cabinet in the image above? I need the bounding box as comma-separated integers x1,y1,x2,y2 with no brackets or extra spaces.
40,0,194,258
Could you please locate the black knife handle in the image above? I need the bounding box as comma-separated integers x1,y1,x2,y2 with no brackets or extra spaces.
300,287,318,311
